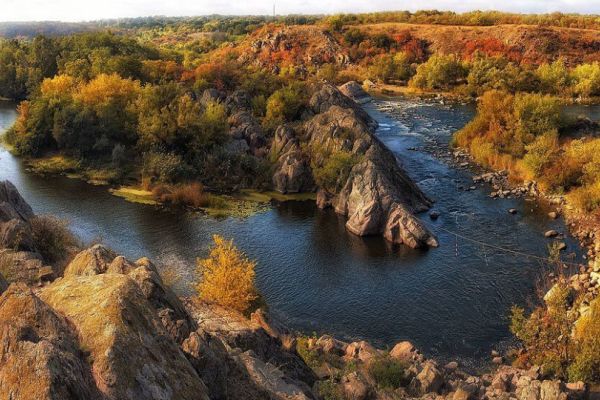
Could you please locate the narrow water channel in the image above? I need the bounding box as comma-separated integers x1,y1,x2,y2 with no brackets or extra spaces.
0,99,591,369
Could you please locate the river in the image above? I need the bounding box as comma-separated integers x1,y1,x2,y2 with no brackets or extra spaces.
0,98,595,369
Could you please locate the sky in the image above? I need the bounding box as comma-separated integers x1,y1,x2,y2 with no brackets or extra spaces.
1,0,600,22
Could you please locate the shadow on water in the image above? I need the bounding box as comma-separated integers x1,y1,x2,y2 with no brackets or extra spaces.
0,99,595,370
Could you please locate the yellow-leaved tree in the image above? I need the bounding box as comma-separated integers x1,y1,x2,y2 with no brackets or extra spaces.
196,235,258,313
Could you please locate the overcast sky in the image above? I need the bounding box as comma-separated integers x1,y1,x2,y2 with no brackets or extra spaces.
2,0,600,22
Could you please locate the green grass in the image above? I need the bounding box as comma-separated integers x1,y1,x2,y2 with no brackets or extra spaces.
237,189,316,202
109,186,157,205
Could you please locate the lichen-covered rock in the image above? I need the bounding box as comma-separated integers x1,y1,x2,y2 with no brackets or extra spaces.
539,381,567,400
199,88,225,106
233,350,314,400
228,110,267,155
128,259,195,343
40,274,209,400
63,244,118,277
0,283,103,400
516,376,541,400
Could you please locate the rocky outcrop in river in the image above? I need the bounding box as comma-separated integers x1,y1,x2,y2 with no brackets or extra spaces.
271,84,438,248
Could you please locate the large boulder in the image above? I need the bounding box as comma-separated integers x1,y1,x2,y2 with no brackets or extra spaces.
39,274,209,400
185,298,317,397
338,81,372,104
0,181,34,222
344,340,379,364
0,218,35,252
0,249,53,285
271,126,314,193
303,105,436,248
0,283,103,400
390,341,421,363
409,362,444,396
65,247,194,343
341,372,373,400
228,110,267,155
308,84,378,131
62,244,119,277
182,330,229,400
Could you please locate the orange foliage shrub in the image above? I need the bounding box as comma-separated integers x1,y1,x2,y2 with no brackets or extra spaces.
196,235,258,313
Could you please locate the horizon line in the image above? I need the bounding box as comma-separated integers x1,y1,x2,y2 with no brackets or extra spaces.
2,9,600,25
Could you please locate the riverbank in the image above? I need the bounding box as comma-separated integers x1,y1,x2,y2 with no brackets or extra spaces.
368,82,600,106
0,97,587,369
14,152,316,218
0,179,594,400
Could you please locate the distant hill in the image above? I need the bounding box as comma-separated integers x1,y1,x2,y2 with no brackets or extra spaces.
0,21,98,38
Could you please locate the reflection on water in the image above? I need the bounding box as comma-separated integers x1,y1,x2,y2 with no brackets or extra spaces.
0,99,593,369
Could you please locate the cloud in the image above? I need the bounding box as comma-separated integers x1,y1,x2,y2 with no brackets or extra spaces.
2,0,599,22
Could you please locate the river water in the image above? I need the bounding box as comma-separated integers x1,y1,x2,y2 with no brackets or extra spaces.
0,99,595,369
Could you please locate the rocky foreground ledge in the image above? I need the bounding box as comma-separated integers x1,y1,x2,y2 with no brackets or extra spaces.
0,180,594,400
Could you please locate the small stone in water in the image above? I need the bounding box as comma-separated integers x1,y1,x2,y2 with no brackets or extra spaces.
548,211,558,219
429,211,440,220
545,230,559,238
508,209,517,215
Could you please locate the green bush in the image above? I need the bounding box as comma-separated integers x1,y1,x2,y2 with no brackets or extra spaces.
142,152,190,183
571,62,600,98
263,83,309,130
537,59,571,95
510,281,578,379
410,54,468,90
522,130,559,177
369,53,414,83
368,357,408,389
312,150,359,192
466,55,539,95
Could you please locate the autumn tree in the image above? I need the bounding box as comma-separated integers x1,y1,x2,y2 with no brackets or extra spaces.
196,235,258,313
410,54,467,90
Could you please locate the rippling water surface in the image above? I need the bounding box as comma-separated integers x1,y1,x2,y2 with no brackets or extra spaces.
1,98,594,368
